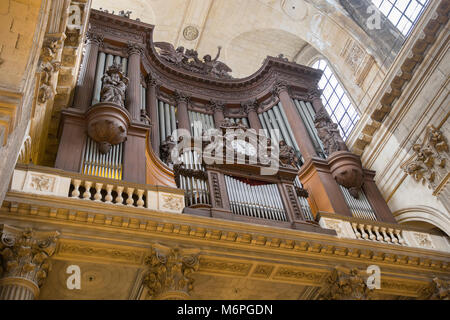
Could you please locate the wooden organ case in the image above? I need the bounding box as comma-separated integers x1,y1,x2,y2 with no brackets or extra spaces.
55,9,397,234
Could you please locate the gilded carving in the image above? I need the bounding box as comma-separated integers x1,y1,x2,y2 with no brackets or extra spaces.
274,267,323,283
0,225,59,288
319,267,373,300
199,258,252,276
143,246,199,299
56,242,143,264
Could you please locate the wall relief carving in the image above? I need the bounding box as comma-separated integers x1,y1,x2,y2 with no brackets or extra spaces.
401,125,449,194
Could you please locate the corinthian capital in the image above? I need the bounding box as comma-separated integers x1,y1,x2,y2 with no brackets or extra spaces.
318,267,373,300
209,100,225,112
85,31,104,45
308,88,323,100
0,225,60,289
241,99,258,114
174,90,191,104
127,42,144,56
143,245,199,300
145,72,160,87
272,80,288,97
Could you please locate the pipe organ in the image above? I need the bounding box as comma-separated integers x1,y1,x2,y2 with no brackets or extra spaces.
55,9,400,233
225,175,287,221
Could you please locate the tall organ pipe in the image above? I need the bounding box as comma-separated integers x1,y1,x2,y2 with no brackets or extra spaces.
92,52,106,105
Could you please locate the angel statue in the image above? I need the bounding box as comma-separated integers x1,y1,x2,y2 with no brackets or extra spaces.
198,46,232,78
154,42,187,65
100,62,129,107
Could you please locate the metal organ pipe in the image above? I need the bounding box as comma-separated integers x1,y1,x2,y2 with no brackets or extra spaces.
158,100,165,142
170,105,177,140
164,103,171,139
276,103,300,151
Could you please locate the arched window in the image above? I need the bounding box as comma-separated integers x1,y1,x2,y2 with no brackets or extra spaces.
311,59,359,140
371,0,429,36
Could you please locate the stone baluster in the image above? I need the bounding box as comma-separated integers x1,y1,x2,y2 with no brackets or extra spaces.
71,179,81,198
358,224,368,239
366,225,376,240
351,223,361,239
146,73,160,156
83,181,92,200
127,42,144,122
73,31,103,111
94,183,103,201
126,187,135,206
174,91,191,131
115,186,124,205
395,229,405,245
0,225,59,300
373,226,384,242
380,227,391,243
136,189,145,208
105,184,113,203
143,246,199,300
388,228,398,244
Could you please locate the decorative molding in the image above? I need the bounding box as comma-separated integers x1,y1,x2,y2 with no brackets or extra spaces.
318,267,374,300
210,172,223,208
199,258,252,276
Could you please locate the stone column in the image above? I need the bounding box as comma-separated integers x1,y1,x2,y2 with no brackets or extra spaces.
143,245,199,300
72,31,103,112
210,100,225,128
174,90,191,131
273,81,317,160
146,73,160,156
241,100,262,130
0,225,59,300
127,42,144,122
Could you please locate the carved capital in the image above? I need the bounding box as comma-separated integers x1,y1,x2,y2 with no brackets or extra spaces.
127,42,144,56
85,31,104,46
0,225,60,289
209,100,225,112
272,80,288,97
145,72,160,87
308,88,322,101
174,90,190,104
143,245,199,299
319,267,374,300
241,99,258,114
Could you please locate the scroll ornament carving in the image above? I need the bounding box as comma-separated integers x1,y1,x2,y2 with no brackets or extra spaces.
143,246,199,299
211,173,223,208
314,108,348,156
154,42,233,79
100,62,129,108
0,225,59,288
319,267,374,300
37,37,62,104
401,126,448,191
30,175,55,192
420,278,449,300
145,72,159,87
